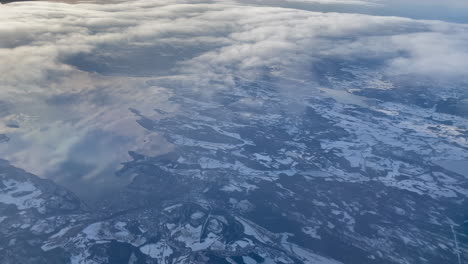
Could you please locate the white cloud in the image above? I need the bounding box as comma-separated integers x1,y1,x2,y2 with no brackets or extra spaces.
0,0,467,195
252,0,379,6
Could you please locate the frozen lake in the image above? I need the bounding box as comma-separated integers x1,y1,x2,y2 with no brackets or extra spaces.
435,160,468,178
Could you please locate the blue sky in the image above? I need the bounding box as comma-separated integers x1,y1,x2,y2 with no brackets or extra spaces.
240,0,468,23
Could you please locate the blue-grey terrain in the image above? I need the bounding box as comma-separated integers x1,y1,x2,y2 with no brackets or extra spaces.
0,0,467,263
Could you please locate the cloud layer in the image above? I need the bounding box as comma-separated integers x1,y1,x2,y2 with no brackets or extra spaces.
1,0,467,197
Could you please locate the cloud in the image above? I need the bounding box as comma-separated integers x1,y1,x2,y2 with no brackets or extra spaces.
387,31,468,76
0,0,467,196
250,0,379,6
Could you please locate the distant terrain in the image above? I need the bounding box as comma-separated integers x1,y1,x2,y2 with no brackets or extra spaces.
1,0,467,263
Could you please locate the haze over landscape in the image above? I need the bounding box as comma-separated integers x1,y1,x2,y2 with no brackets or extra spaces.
0,0,467,263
